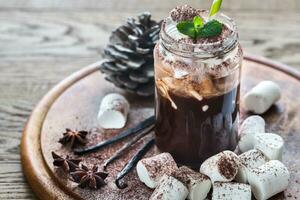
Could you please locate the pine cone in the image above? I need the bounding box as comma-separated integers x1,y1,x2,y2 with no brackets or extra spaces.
100,12,161,97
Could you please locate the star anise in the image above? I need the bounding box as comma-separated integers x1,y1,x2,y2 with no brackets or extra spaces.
52,152,82,172
58,128,88,148
70,164,109,189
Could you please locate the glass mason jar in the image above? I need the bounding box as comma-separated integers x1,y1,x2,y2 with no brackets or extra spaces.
154,11,243,167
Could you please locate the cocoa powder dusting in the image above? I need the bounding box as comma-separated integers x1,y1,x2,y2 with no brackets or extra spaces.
170,5,203,22
141,153,177,180
172,166,209,186
217,153,238,179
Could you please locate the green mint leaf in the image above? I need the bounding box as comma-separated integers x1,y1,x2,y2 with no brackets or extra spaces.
197,20,222,38
193,16,204,29
209,0,223,17
176,21,196,39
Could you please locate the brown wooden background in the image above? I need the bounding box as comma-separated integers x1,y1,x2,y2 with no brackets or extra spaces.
1,0,300,199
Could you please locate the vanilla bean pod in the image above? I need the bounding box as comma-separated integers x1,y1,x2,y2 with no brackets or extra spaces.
115,138,155,189
74,115,155,155
103,126,154,170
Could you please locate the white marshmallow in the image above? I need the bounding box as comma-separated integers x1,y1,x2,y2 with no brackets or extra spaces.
212,182,251,200
173,166,211,200
149,175,188,200
238,115,265,153
200,151,240,183
243,81,281,114
254,133,284,160
235,149,268,183
97,93,130,129
136,153,178,189
248,160,290,200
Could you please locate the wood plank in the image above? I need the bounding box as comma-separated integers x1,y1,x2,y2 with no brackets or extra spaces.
0,0,299,11
0,11,300,69
0,162,36,199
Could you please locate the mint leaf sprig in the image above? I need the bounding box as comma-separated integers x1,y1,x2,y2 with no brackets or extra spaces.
176,0,223,40
209,0,223,17
177,17,222,40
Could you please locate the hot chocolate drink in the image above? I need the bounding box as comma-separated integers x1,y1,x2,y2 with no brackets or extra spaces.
154,5,243,167
155,85,240,166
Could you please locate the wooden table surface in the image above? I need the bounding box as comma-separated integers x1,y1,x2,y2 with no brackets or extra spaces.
1,0,300,199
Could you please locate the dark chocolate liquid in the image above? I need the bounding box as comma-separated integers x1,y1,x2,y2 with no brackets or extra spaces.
155,86,239,167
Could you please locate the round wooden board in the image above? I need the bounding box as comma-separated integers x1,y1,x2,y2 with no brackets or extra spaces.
21,55,300,200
